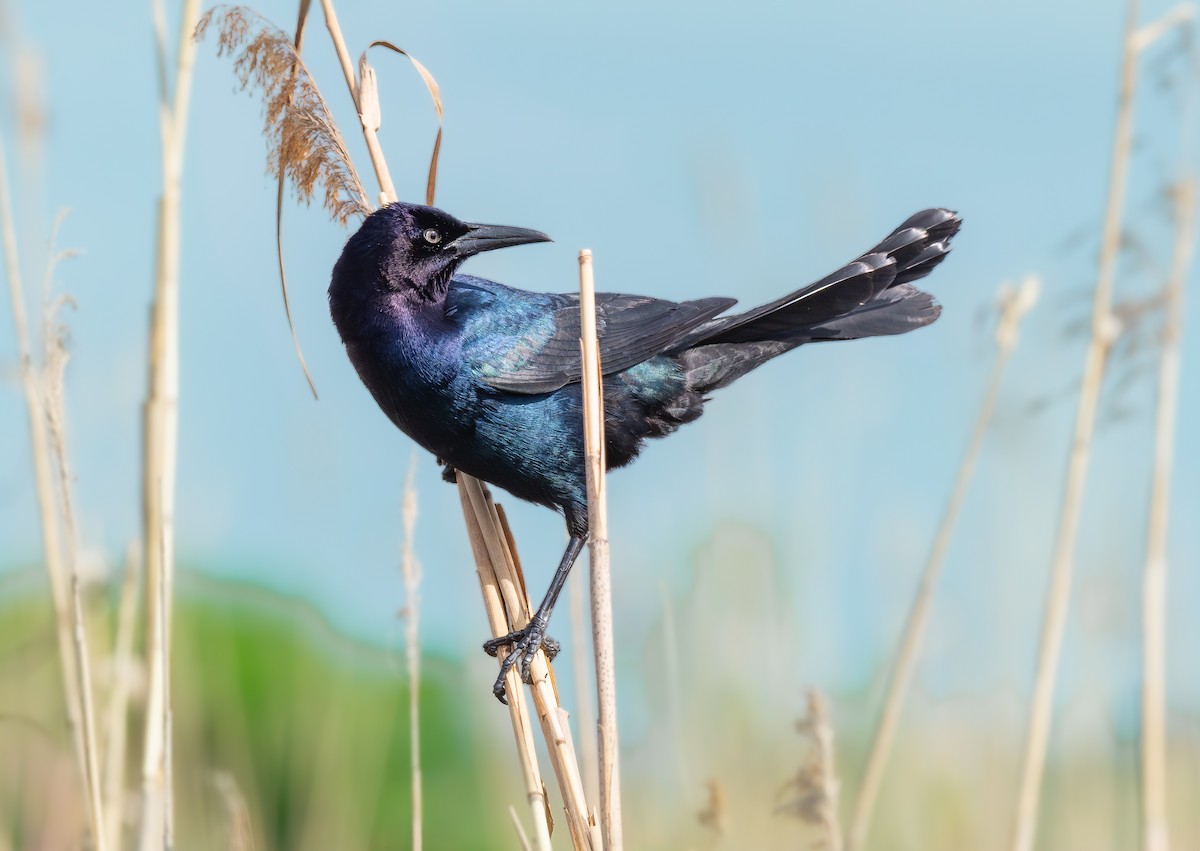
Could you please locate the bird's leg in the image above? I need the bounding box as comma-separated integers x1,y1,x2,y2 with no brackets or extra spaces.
484,534,586,703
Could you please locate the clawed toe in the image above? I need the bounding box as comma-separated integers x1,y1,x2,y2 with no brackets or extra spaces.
483,620,556,704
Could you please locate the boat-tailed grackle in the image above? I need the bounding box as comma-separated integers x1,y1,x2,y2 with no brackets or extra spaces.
328,202,961,702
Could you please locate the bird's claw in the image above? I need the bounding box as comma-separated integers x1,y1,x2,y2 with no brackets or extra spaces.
483,620,559,704
436,458,458,484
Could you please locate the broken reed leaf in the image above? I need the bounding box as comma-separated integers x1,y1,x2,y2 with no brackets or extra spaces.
363,41,443,206
275,0,319,398
196,5,371,224
197,2,354,398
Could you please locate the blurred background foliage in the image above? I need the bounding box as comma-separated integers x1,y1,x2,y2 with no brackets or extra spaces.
2,0,1200,848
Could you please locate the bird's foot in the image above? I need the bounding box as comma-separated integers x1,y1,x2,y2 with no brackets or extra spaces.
483,619,560,704
436,458,458,484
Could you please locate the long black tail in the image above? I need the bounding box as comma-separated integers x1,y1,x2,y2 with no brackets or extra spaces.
673,208,961,391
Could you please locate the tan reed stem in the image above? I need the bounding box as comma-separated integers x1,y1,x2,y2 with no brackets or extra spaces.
848,276,1039,851
102,542,142,851
578,248,623,851
455,480,554,851
44,296,108,850
0,136,87,794
570,573,599,805
318,0,397,204
312,4,603,846
1010,2,1141,848
139,1,201,847
401,458,424,851
1141,178,1194,851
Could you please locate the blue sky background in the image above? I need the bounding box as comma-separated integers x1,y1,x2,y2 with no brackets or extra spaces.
2,0,1198,732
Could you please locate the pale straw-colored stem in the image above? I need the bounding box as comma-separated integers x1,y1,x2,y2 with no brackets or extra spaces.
314,4,601,846
139,1,200,848
318,0,397,204
578,249,623,851
462,481,602,851
455,481,554,851
1010,3,1141,849
510,804,535,851
848,277,1038,851
44,309,108,850
571,573,599,805
0,136,87,791
1141,178,1194,851
401,458,423,851
102,542,142,851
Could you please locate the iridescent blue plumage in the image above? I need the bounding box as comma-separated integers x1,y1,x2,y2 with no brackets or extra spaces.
328,201,961,701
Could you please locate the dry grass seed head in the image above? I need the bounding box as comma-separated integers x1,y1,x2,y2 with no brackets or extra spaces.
196,6,370,223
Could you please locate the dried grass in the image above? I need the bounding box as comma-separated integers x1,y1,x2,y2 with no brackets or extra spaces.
196,6,370,223
778,691,842,851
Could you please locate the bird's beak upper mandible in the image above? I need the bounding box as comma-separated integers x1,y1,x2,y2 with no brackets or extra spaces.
449,223,553,257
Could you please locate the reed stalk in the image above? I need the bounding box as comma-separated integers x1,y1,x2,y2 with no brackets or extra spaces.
848,277,1039,851
0,135,87,775
1140,177,1194,851
102,542,142,851
307,5,601,847
1009,3,1141,848
401,458,423,851
139,1,201,848
43,281,108,850
577,249,623,851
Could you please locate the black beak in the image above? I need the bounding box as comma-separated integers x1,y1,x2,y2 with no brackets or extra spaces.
450,223,552,257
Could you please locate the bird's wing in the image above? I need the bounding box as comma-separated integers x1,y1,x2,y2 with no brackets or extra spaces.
448,277,735,394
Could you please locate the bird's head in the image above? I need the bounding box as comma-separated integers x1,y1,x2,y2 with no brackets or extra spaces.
330,202,551,308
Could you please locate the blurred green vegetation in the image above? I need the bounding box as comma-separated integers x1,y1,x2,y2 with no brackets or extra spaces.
0,570,513,851
2,565,1198,851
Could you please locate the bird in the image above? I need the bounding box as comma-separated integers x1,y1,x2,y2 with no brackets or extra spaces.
329,201,961,702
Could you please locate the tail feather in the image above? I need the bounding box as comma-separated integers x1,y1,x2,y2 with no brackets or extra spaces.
683,207,960,348
673,208,960,393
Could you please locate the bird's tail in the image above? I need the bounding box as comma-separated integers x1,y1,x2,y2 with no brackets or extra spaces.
675,208,961,391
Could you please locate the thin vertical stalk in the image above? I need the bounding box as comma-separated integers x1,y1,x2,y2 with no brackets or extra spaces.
45,301,108,851
849,277,1038,851
401,458,423,851
570,574,599,806
1010,3,1141,849
140,1,201,848
456,482,554,851
578,249,623,851
1141,178,1194,851
313,5,600,847
318,0,396,204
102,542,142,851
0,135,90,833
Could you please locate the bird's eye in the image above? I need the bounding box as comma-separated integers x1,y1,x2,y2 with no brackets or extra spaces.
423,228,442,245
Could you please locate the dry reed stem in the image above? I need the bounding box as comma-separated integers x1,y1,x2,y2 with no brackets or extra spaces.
0,137,88,799
848,276,1040,851
578,249,623,851
1010,2,1141,849
305,5,601,847
317,0,397,203
510,805,535,851
455,481,554,851
102,542,142,851
462,481,602,851
276,0,318,398
401,457,423,851
44,296,109,851
140,2,201,848
1141,178,1194,851
570,574,599,806
779,691,842,851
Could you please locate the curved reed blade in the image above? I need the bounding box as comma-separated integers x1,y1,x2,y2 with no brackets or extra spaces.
362,41,444,205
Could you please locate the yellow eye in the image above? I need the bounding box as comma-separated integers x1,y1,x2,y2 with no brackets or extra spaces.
423,228,442,245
